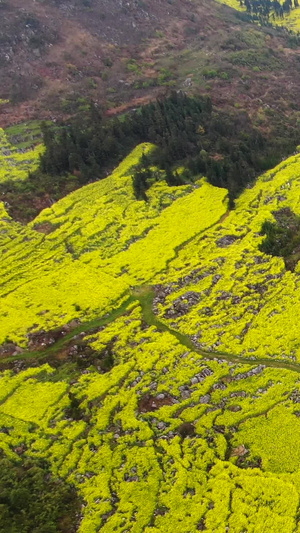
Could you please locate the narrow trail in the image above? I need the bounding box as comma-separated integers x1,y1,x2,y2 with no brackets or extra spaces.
0,293,135,366
4,284,300,376
134,286,300,375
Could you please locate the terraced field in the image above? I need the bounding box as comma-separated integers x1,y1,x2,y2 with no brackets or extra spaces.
0,143,228,346
3,143,300,530
0,124,43,183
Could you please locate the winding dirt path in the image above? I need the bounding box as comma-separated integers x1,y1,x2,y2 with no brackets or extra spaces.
134,286,300,375
3,284,300,377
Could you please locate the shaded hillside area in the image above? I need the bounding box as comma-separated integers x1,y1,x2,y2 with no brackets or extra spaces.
1,0,300,132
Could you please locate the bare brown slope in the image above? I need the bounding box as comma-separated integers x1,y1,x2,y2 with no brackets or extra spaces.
0,0,300,127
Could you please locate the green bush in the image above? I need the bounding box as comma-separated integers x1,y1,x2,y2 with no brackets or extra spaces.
0,455,81,533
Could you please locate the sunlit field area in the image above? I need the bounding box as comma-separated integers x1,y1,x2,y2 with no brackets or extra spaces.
3,141,300,531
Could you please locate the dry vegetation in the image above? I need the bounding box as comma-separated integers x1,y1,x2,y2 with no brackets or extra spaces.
1,0,300,131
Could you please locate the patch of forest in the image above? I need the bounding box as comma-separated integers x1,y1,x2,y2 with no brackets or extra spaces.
0,454,81,533
259,207,300,271
240,0,299,24
1,92,300,221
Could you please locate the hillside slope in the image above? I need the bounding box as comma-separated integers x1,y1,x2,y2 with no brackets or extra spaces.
1,0,300,130
2,148,300,530
0,143,228,346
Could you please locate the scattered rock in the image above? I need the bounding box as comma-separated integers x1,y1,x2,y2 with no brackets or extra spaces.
216,235,239,247
216,291,233,301
197,518,206,530
240,456,262,469
233,365,265,381
181,390,191,399
184,487,196,497
27,321,80,351
230,391,246,398
138,392,174,413
152,284,176,312
290,389,300,403
231,444,248,457
212,425,226,434
164,291,201,318
156,393,165,400
0,343,24,358
200,306,213,316
212,382,227,390
154,506,169,516
246,283,267,295
178,268,215,289
199,394,211,404
33,221,55,235
228,404,242,412
183,77,192,87
253,255,268,264
192,367,214,383
179,385,189,392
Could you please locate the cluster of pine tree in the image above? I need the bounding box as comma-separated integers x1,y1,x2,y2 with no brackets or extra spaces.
259,208,300,271
131,153,187,201
39,92,212,177
38,92,277,199
0,454,81,532
240,0,298,21
2,92,299,221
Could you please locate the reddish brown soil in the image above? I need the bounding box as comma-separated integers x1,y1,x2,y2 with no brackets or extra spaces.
27,320,80,351
1,0,300,128
138,393,175,413
33,222,54,234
